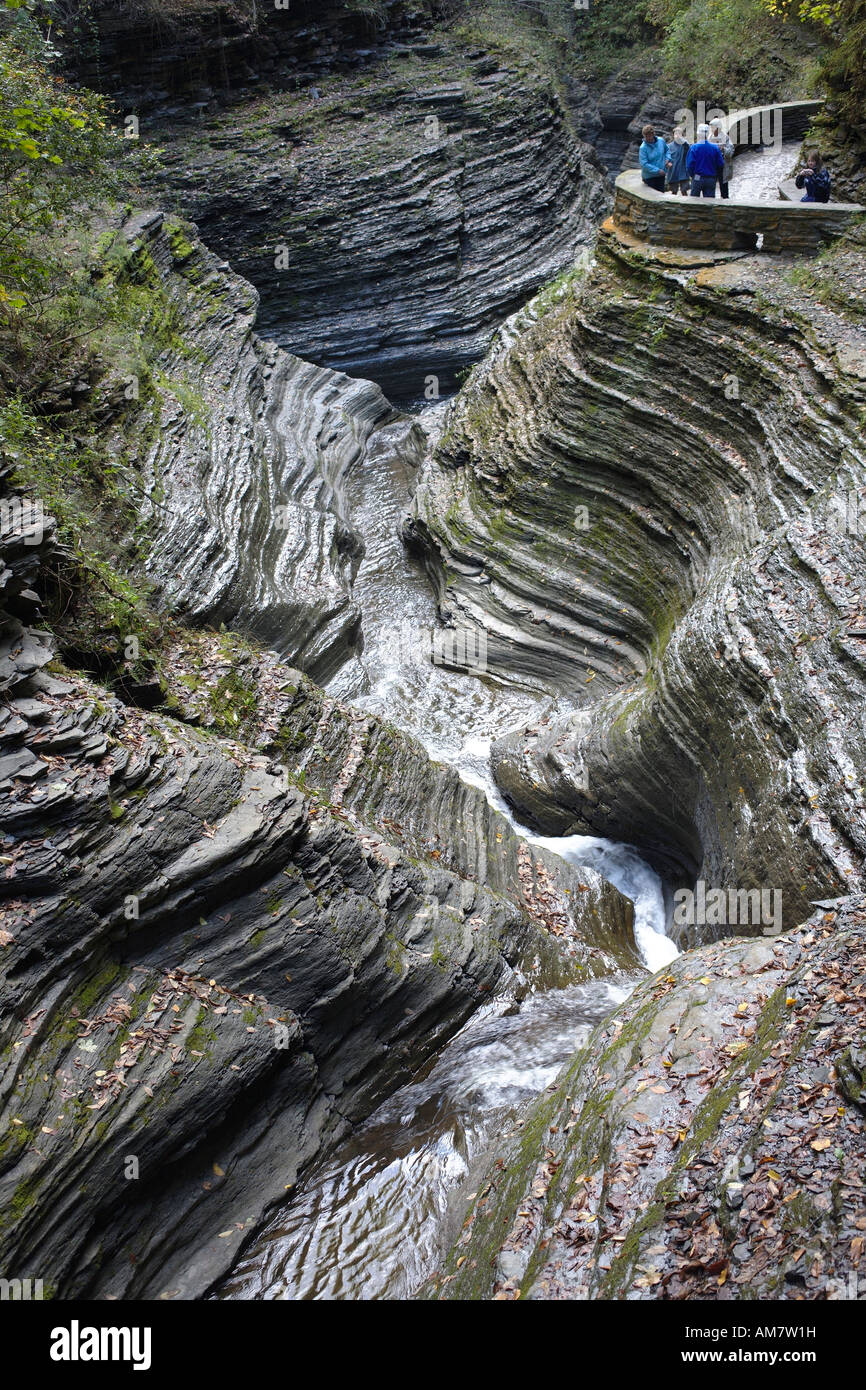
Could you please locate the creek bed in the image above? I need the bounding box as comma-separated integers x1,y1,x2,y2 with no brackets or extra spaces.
214,399,677,1300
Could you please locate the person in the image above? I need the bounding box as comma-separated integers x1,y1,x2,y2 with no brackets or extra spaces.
665,125,690,194
709,120,735,199
639,124,668,192
686,123,725,197
795,152,831,203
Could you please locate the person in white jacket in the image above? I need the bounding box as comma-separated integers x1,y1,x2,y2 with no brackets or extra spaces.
710,121,735,199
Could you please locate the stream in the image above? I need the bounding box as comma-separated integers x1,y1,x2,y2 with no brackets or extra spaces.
216,408,675,1301
216,143,799,1300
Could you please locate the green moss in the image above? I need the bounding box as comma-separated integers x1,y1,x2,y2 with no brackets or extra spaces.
430,937,449,970
384,935,407,977
163,217,197,263
207,666,260,741
1,1173,45,1229
185,1005,218,1058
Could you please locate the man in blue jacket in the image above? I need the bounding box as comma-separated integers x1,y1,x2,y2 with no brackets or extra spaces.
686,124,725,197
639,124,668,192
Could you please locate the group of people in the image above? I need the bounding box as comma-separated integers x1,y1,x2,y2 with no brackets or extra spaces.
639,122,832,202
639,122,732,198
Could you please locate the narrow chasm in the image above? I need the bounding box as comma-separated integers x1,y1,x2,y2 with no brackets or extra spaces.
1,0,865,1309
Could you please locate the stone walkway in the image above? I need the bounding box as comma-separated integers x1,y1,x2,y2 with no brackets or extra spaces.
730,139,802,202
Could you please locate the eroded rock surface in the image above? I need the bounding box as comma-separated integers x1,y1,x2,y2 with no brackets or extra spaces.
0,473,636,1298
409,224,866,925
141,36,609,398
161,628,639,978
111,207,398,683
427,898,866,1301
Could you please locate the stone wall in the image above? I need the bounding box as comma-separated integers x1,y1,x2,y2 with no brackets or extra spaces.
728,98,825,150
613,169,863,253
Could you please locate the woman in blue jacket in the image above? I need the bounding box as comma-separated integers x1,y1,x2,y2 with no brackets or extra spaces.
639,124,668,192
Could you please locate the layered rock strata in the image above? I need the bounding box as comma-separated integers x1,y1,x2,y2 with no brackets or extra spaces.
66,1,452,116
0,479,636,1298
409,224,866,927
161,629,639,977
111,208,396,683
142,40,609,398
427,897,866,1301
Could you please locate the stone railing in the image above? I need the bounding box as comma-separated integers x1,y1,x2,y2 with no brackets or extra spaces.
726,98,825,151
612,169,863,252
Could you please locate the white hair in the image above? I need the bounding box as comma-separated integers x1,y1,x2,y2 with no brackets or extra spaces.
697,123,711,138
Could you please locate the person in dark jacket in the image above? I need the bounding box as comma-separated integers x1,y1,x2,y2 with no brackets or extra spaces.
709,120,735,198
665,126,690,194
686,124,725,197
639,123,668,192
795,152,832,203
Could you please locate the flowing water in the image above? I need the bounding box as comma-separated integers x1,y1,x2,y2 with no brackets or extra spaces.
216,398,678,1300
217,125,806,1302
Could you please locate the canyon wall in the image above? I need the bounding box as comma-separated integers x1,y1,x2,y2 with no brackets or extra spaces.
145,41,609,398
0,211,637,1298
409,222,866,928
428,896,866,1301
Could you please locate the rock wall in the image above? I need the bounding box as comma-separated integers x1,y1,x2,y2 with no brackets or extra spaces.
160,629,639,976
409,224,866,925
145,40,608,399
62,0,448,113
426,897,866,1301
107,207,399,684
0,500,636,1300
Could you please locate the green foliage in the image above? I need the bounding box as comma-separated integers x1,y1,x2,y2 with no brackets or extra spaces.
651,0,824,102
0,3,121,314
572,0,659,77
0,393,162,673
819,0,866,123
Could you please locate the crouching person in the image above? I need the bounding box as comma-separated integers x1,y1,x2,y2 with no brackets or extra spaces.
795,152,831,203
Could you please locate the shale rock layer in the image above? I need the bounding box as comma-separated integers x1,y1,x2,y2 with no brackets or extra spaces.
410,227,866,927
147,39,609,398
427,898,866,1302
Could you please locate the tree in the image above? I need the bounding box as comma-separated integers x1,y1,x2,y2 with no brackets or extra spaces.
0,0,120,318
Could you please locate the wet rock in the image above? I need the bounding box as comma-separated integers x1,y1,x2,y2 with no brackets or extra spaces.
0,501,636,1300
114,210,393,683
426,900,866,1301
160,628,640,979
837,1046,866,1111
410,222,866,933
0,651,536,1298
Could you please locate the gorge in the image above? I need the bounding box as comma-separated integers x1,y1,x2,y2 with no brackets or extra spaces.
0,0,864,1310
